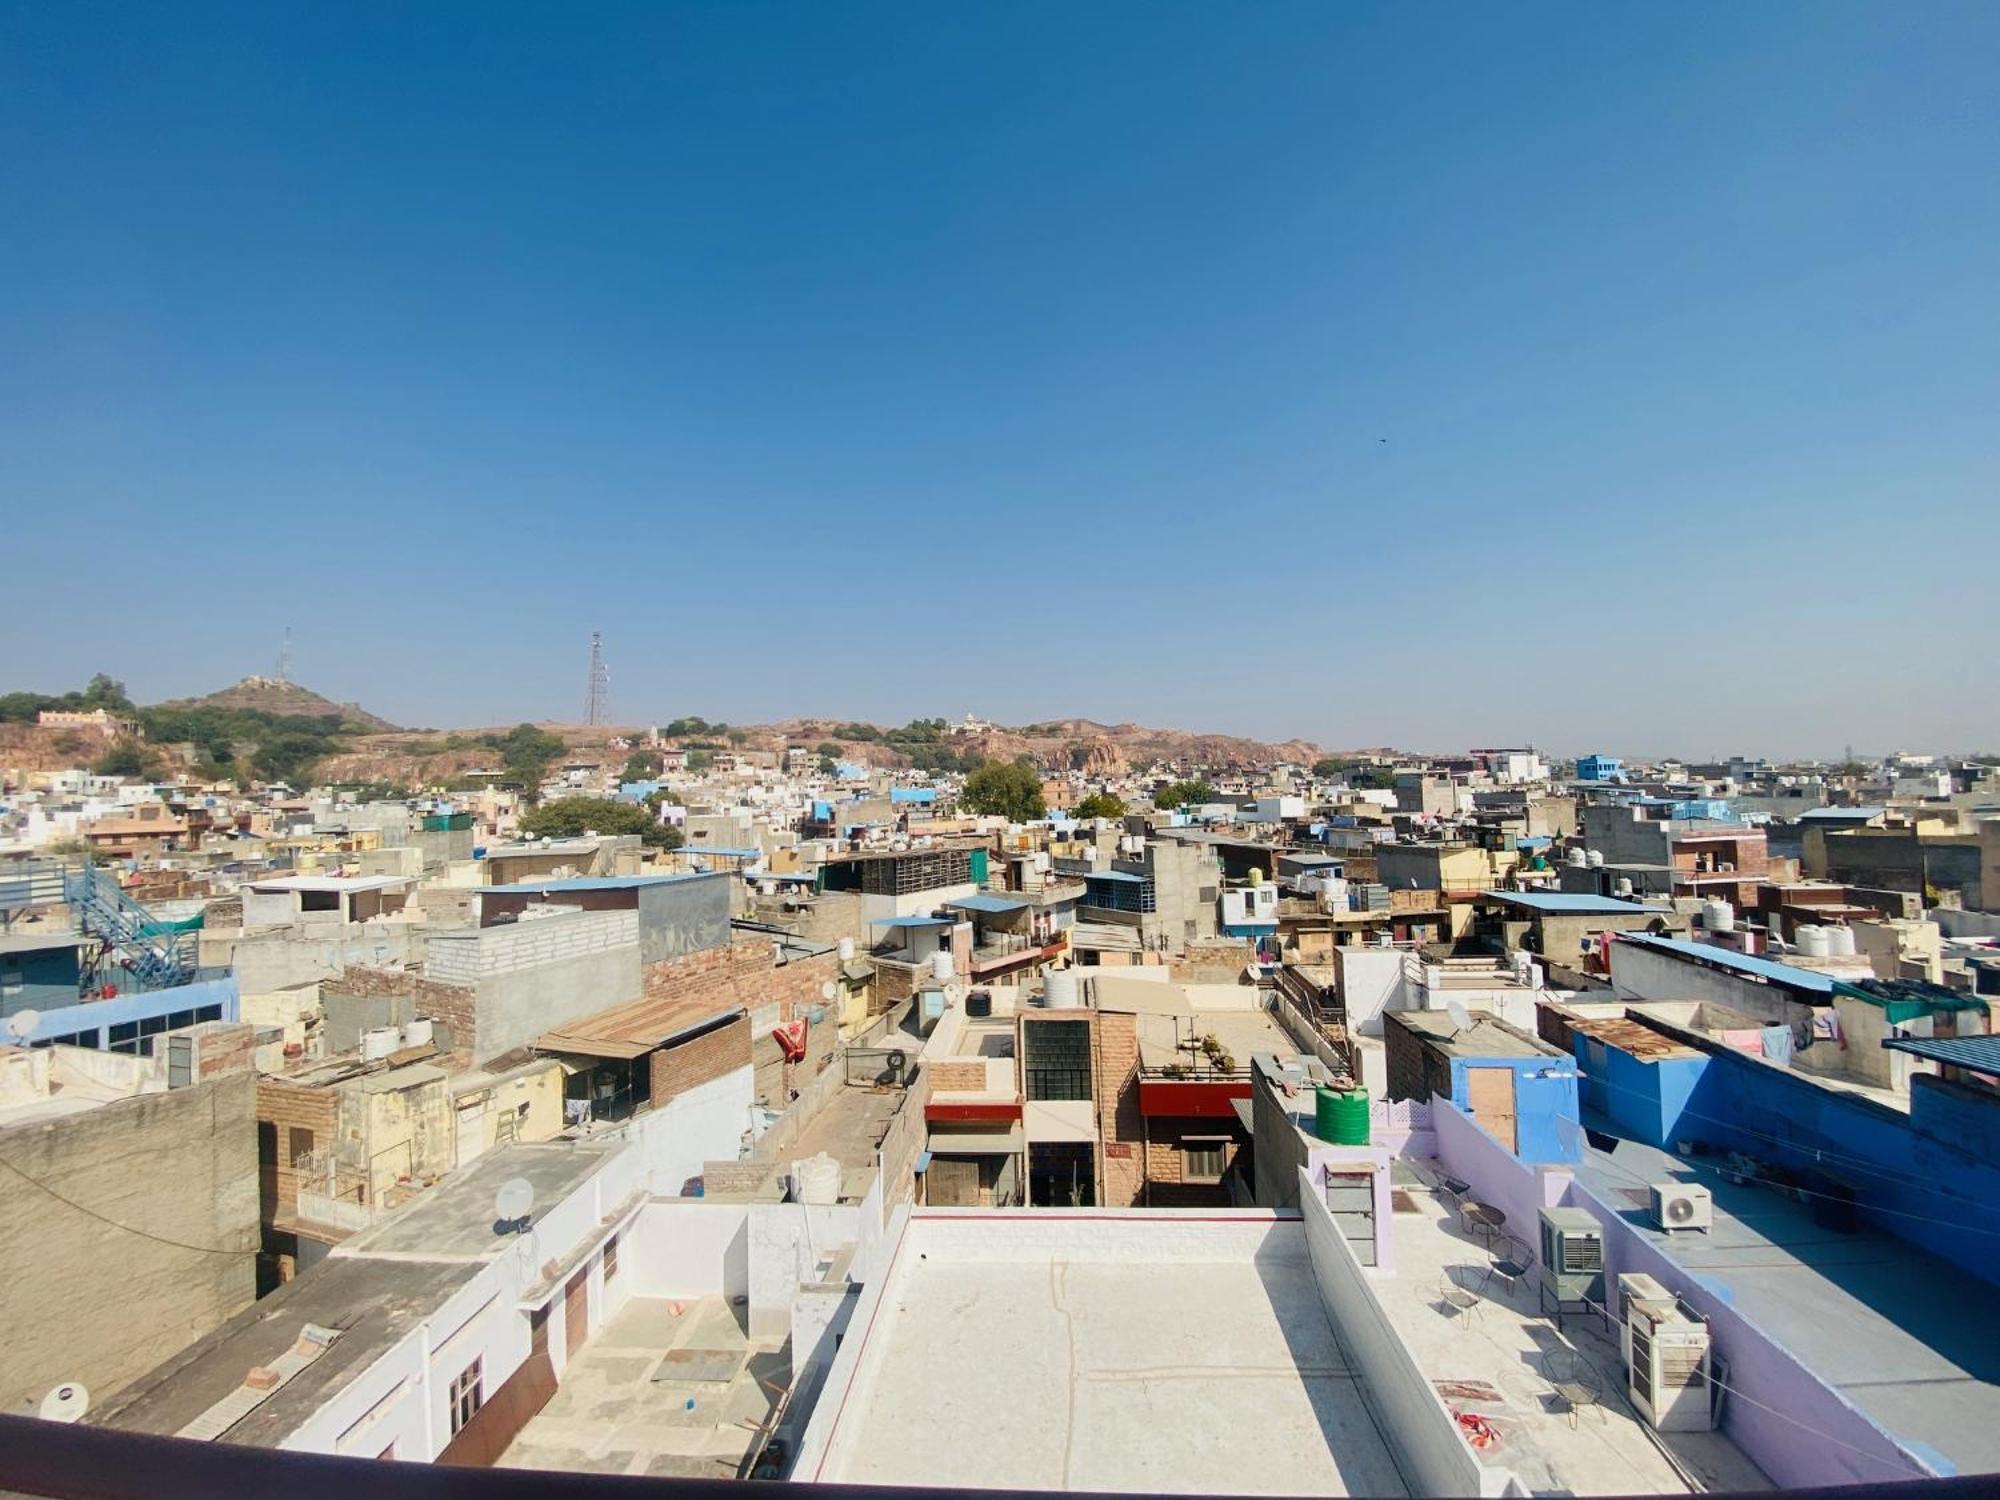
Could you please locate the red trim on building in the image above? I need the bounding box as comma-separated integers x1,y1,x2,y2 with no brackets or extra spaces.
1136,1078,1253,1119
924,1099,1023,1124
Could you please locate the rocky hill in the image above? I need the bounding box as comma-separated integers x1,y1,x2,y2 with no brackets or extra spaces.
152,676,399,732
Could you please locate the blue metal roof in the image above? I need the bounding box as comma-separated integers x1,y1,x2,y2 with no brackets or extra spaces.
869,915,955,928
1085,869,1148,884
1882,1035,2000,1077
1482,890,1662,915
948,893,1028,914
1797,805,1885,821
1617,933,1835,995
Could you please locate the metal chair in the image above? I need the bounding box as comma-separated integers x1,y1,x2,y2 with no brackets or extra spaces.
1545,1346,1603,1429
1483,1232,1534,1305
1437,1268,1482,1330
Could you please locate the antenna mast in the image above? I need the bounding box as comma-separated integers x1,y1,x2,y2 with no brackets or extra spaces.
584,632,610,726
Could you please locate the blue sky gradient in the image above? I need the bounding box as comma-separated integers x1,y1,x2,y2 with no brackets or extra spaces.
3,3,1996,755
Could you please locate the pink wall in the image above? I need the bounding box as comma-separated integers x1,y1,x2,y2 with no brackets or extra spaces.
1432,1096,1568,1259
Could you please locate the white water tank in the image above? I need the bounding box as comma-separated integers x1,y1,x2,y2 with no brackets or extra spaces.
403,1017,434,1049
1615,877,1635,897
795,1153,841,1206
361,1027,400,1062
1586,849,1605,868
1827,925,1857,957
1044,970,1082,1009
1567,847,1588,868
1703,899,1735,933
837,937,856,962
930,950,955,982
1796,925,1831,958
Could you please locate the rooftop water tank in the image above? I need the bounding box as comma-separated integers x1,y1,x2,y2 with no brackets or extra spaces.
837,938,855,962
1567,847,1589,868
1585,849,1605,868
403,1017,434,1050
1703,899,1735,933
1314,1086,1370,1145
795,1153,840,1206
361,1026,400,1062
1614,877,1635,897
930,950,955,982
1044,970,1082,1009
1827,925,1857,957
1796,925,1831,958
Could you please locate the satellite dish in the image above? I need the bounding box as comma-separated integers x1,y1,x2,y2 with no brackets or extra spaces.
493,1177,535,1234
40,1383,89,1423
820,981,837,1002
1445,1000,1474,1037
6,1009,42,1043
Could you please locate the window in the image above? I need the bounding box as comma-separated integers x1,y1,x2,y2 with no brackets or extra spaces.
1182,1138,1228,1183
449,1358,483,1435
603,1234,620,1285
288,1127,315,1166
0,966,22,997
1023,1020,1092,1101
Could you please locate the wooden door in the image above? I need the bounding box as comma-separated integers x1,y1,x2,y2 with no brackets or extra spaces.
928,1157,982,1207
1465,1067,1518,1153
563,1269,589,1358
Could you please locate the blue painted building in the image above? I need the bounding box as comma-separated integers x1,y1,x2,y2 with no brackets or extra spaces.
1383,1008,1581,1165
1576,754,1625,782
15,974,238,1053
1568,1011,2000,1285
0,932,85,1018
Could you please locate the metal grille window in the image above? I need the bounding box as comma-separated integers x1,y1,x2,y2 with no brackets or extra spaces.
1024,1020,1092,1101
603,1234,620,1284
449,1358,483,1435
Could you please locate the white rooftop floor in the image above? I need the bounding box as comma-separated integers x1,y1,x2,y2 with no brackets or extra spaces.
809,1217,1406,1496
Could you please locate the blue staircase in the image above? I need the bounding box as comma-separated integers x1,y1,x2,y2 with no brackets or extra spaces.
63,864,197,990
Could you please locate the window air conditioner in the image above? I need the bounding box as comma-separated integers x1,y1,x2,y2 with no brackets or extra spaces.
1650,1182,1712,1233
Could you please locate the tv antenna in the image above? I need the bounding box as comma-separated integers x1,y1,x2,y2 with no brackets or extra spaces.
584,632,610,727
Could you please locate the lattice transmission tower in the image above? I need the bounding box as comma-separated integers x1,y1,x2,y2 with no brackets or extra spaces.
584,632,610,726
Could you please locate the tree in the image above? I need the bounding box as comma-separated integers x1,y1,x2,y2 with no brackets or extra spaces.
1311,758,1345,778
92,741,158,779
726,728,749,747
1074,791,1127,820
83,673,132,709
1153,779,1217,810
519,795,683,848
961,759,1046,822
622,749,663,781
817,756,839,776
491,723,565,793
686,749,715,773
814,740,844,758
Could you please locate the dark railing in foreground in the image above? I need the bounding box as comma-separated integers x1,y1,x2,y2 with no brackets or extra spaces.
0,1414,1994,1500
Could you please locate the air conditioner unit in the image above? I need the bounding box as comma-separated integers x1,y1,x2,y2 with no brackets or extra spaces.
1616,1272,1673,1368
1627,1301,1713,1431
1650,1183,1713,1232
1537,1207,1605,1308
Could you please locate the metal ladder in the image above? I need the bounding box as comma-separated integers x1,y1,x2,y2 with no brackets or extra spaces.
62,863,196,990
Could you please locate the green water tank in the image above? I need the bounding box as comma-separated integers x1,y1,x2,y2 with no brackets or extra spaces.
1314,1086,1371,1145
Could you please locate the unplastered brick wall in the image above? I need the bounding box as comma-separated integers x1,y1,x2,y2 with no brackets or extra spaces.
321,965,478,1069
642,938,839,1019
651,1014,753,1106
424,907,638,984
927,1060,988,1093
1094,1010,1145,1207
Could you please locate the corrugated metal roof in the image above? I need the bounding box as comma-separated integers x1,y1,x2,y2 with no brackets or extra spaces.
1797,806,1886,821
1482,890,1662,915
1617,933,1834,994
869,915,954,928
1085,869,1148,884
1881,1035,2000,1078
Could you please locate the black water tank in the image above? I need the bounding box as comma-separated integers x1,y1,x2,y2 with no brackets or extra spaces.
966,990,992,1018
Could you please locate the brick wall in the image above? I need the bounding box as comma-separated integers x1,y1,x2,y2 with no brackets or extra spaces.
424,907,637,983
321,964,479,1068
255,1078,339,1226
642,940,840,1106
1093,1010,1145,1207
650,1013,752,1107
927,1060,988,1092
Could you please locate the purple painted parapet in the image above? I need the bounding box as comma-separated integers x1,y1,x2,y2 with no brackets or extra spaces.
1434,1096,1939,1485
1432,1095,1569,1250
1562,1179,1939,1488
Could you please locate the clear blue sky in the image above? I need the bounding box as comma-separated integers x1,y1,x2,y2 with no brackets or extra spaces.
4,3,1996,757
